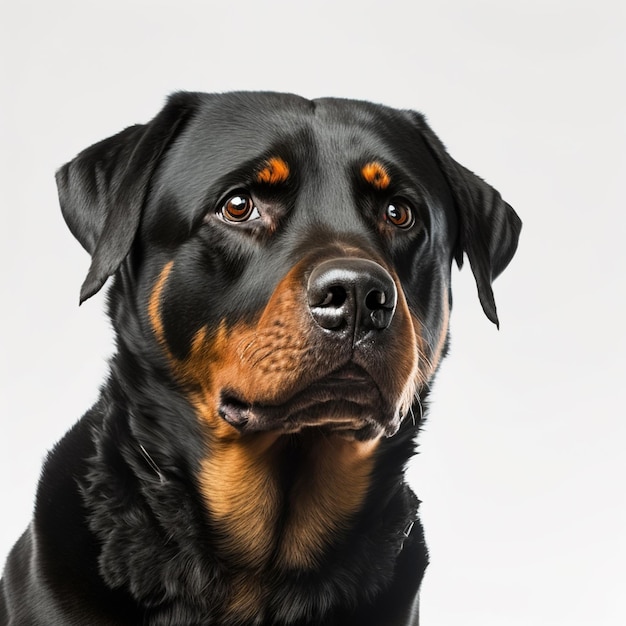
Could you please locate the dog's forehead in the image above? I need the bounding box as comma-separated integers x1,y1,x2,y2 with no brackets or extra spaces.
171,93,419,174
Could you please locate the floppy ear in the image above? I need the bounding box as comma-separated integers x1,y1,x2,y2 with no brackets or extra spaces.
416,117,522,327
56,92,199,304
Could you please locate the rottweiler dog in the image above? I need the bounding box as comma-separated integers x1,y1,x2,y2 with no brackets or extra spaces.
0,92,521,625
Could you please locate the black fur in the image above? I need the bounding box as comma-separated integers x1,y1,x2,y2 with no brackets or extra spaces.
1,92,521,625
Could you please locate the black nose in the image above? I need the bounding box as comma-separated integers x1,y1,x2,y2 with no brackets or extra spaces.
307,258,397,336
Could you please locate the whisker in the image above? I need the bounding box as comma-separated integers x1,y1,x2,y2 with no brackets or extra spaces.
414,395,424,425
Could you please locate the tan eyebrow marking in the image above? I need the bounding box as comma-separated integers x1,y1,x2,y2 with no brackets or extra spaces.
361,161,391,190
256,157,290,185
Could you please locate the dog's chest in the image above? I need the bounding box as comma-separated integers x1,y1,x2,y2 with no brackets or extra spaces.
198,432,379,621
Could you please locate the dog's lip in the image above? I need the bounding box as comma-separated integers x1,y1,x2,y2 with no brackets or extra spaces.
218,365,395,437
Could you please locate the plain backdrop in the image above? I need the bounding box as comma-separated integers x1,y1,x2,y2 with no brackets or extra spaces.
1,1,624,624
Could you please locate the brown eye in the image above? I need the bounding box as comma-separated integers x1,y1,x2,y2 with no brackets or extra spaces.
385,201,414,229
220,194,260,222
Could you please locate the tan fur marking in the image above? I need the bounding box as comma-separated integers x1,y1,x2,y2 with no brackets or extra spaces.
361,161,391,190
256,157,290,185
148,261,174,347
199,433,282,568
279,435,380,569
390,284,421,416
189,268,313,407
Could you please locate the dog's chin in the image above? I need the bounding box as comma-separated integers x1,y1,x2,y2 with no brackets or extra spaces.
218,366,401,440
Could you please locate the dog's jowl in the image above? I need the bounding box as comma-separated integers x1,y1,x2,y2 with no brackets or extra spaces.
0,92,521,625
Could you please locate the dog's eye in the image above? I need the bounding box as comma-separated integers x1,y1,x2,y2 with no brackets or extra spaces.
384,201,414,229
219,194,261,223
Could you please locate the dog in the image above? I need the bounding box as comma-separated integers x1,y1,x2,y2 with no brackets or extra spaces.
0,92,521,625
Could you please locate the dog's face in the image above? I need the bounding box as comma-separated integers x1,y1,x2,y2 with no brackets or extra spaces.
139,94,460,443
57,93,518,451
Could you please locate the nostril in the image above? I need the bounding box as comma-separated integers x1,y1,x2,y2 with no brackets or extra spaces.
317,285,347,309
309,284,348,330
365,288,388,311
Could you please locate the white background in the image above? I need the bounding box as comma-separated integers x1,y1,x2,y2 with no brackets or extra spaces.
1,1,624,624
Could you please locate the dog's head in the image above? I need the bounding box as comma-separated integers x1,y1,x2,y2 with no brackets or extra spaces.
57,92,520,443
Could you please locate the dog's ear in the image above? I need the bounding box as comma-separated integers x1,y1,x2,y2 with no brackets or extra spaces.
56,92,199,304
416,116,522,327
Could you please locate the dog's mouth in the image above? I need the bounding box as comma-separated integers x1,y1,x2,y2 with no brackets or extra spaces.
218,365,398,440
